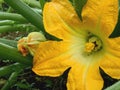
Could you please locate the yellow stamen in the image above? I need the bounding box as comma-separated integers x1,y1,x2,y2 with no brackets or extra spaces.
85,42,95,53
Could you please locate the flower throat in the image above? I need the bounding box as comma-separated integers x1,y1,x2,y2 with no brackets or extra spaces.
84,33,103,55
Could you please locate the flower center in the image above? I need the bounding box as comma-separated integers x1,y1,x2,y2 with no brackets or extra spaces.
84,34,102,54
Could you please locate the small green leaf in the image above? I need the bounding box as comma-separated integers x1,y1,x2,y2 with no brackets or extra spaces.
105,81,120,90
73,0,87,21
40,0,46,10
40,0,51,11
109,9,120,38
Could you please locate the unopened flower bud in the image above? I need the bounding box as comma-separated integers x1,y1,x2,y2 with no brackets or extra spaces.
17,32,46,56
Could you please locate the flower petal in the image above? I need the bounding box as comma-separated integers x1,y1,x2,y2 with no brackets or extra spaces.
43,0,82,40
67,61,103,90
104,37,120,58
82,0,118,37
32,41,75,76
32,40,104,90
100,53,120,79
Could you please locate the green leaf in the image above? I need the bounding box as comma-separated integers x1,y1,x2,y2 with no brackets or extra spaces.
4,0,45,32
105,81,120,90
73,0,87,21
0,63,27,77
1,72,19,90
40,0,46,10
109,9,120,38
69,0,73,3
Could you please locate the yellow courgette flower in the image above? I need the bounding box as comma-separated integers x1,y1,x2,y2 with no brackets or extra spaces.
32,0,120,90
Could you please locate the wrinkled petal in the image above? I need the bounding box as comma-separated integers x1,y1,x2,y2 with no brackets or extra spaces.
32,41,74,76
104,37,120,57
43,0,83,40
85,63,103,90
100,53,120,79
67,60,103,90
17,37,28,56
82,0,118,37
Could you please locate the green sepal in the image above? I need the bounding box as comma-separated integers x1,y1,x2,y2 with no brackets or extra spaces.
73,0,87,21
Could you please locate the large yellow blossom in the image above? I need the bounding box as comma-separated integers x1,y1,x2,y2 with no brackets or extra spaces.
32,0,120,90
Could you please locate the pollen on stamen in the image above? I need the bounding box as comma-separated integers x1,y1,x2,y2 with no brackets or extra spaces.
84,42,95,53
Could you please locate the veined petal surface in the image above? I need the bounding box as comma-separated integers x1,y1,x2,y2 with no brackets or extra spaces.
82,0,118,37
43,0,83,40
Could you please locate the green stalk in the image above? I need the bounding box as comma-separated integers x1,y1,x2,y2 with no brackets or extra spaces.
1,72,19,90
0,38,17,47
0,24,38,33
32,8,42,15
0,20,19,26
0,43,32,65
0,12,28,23
4,0,45,32
22,0,41,8
0,63,27,77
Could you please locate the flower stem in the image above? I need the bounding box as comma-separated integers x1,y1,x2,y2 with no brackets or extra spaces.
0,20,19,26
4,0,45,32
22,0,41,8
0,43,32,65
0,24,38,33
0,12,28,23
0,0,41,8
0,38,17,47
